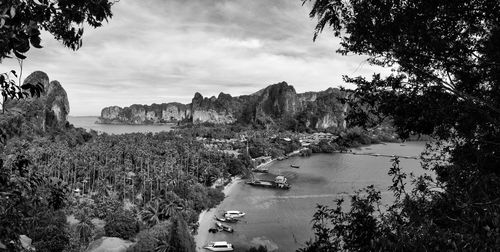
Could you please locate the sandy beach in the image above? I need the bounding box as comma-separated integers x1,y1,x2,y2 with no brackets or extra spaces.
195,177,242,251
194,149,308,251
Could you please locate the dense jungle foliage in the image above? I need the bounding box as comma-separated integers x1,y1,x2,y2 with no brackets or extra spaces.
0,121,253,251
0,109,397,251
299,0,500,251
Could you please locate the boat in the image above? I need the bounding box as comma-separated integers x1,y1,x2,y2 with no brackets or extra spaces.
290,164,300,168
224,210,246,218
215,215,239,223
252,168,269,173
216,222,234,233
204,241,234,251
246,175,291,190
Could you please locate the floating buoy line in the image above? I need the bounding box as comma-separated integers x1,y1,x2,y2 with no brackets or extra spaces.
335,151,420,160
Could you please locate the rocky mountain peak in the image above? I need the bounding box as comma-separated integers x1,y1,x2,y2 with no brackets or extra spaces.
4,71,70,132
98,81,347,130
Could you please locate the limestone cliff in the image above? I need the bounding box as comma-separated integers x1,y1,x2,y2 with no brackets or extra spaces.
297,87,347,130
4,71,70,131
98,81,347,130
191,92,243,124
45,80,70,129
98,103,190,124
255,82,301,119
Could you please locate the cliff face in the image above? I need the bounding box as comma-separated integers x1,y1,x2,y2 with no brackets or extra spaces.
4,71,70,131
191,92,245,124
44,80,70,129
246,82,346,130
298,87,347,130
98,103,190,124
255,82,301,119
98,81,347,130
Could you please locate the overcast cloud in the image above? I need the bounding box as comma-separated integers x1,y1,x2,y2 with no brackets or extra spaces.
1,0,386,116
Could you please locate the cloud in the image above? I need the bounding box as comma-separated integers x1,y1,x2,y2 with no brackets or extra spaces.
0,0,388,116
215,38,263,49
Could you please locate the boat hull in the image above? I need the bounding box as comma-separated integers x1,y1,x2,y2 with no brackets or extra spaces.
246,180,290,190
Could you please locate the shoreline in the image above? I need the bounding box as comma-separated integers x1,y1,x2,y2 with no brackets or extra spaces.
193,142,426,251
195,176,242,251
253,148,304,170
193,148,305,250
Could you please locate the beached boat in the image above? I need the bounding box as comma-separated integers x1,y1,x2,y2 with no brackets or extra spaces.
215,215,239,223
224,210,246,218
252,168,269,173
204,241,234,251
246,175,291,190
216,222,234,233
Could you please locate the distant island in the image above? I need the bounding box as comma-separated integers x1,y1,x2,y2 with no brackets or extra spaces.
98,81,348,131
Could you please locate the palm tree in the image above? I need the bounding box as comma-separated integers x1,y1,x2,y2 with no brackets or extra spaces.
164,200,184,220
141,199,164,227
155,233,173,252
76,221,93,245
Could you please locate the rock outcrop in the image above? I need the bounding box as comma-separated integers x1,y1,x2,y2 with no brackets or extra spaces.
4,71,70,131
98,103,190,124
255,82,301,119
191,92,242,124
45,80,70,129
98,81,347,130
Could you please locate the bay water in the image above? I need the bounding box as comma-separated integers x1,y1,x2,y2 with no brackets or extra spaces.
68,116,427,252
195,142,427,252
68,116,175,135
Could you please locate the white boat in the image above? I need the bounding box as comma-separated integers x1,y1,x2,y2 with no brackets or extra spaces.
224,210,245,218
215,221,234,233
204,241,234,251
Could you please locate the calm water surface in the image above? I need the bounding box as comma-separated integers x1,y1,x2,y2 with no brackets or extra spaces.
195,142,428,252
68,116,175,134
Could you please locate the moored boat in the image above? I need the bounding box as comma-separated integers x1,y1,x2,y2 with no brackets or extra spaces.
224,210,246,218
246,175,291,189
204,241,234,251
252,168,269,173
216,221,234,233
290,164,300,168
215,215,239,223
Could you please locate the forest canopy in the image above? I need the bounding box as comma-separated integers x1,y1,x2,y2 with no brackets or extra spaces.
299,0,500,251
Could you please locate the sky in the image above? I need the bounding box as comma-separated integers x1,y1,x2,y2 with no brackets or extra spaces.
1,0,387,116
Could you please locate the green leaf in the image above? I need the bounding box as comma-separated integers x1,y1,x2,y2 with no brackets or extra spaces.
21,83,32,90
30,36,43,49
13,50,26,59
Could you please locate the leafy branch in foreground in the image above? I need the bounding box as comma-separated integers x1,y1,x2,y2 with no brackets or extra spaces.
0,0,115,61
0,0,116,116
0,70,44,114
300,0,500,250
